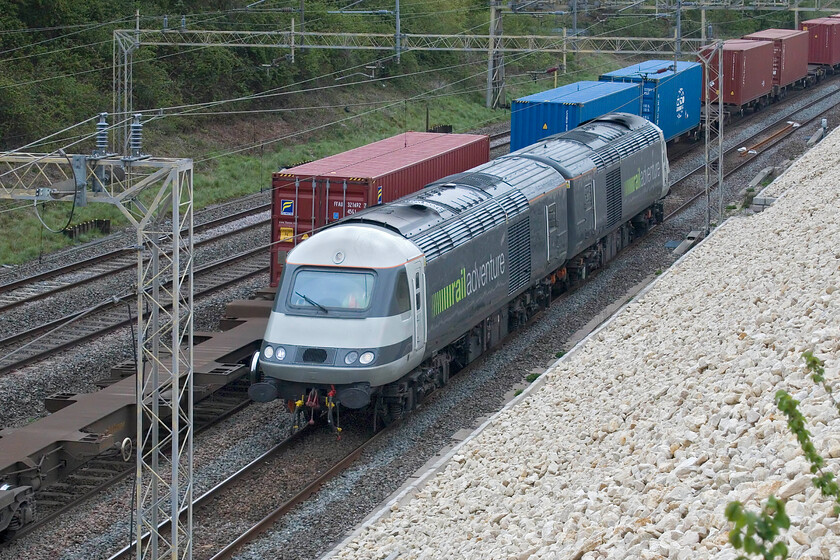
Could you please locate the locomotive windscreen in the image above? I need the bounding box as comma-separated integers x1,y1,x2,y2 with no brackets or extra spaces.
287,269,375,311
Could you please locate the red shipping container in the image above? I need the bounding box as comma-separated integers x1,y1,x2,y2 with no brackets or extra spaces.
800,18,840,65
269,132,490,286
742,29,809,88
698,40,773,106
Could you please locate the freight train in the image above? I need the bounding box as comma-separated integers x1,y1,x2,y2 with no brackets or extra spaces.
513,22,840,150
249,113,668,428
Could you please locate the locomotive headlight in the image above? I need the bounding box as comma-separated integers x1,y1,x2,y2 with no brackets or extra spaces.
359,351,375,365
344,351,359,365
263,345,274,359
275,346,286,360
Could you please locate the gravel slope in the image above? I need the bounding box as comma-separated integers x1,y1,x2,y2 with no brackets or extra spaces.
325,129,840,558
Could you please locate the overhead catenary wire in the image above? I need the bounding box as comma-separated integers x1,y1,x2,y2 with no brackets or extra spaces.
0,16,132,57
0,114,135,181
192,44,564,163
0,38,114,65
0,20,473,175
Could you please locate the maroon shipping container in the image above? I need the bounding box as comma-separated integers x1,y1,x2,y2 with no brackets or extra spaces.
698,40,774,106
800,18,840,66
269,132,490,287
742,29,809,88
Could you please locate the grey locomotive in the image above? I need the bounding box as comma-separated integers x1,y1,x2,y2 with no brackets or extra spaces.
250,113,669,428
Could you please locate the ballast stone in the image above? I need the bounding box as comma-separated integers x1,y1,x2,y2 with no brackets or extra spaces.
328,130,840,558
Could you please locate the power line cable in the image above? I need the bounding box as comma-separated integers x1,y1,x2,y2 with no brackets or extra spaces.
0,39,113,64
0,17,132,56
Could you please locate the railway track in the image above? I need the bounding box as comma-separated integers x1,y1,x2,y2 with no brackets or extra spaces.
8,379,253,543
0,246,268,374
4,82,837,554
489,131,510,152
105,418,382,560
0,200,271,313
94,114,740,559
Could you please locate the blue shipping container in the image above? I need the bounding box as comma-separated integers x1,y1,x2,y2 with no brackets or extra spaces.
510,81,642,151
599,60,702,142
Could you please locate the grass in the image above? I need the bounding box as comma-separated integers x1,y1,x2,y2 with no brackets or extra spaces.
525,372,541,382
1,52,626,266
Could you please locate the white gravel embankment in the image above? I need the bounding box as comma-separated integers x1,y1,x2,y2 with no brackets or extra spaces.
328,133,840,558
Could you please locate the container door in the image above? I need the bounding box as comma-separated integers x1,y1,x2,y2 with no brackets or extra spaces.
287,177,316,237
326,180,368,223
406,260,426,351
641,80,657,125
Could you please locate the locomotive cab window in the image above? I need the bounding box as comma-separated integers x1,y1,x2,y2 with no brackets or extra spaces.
289,269,375,311
395,271,411,313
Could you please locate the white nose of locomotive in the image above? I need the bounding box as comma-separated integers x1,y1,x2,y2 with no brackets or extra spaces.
285,223,422,269
253,224,426,406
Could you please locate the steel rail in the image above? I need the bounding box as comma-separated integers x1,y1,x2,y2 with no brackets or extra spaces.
207,428,385,560
0,211,270,313
114,427,312,559
0,199,270,298
0,247,268,374
9,383,253,543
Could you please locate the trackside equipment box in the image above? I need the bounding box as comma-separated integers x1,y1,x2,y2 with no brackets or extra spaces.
510,81,642,151
598,60,701,142
270,132,490,287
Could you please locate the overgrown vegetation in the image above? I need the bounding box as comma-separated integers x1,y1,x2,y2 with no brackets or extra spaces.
727,352,840,559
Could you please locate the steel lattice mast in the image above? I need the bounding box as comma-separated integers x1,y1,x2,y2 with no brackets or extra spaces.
0,130,194,559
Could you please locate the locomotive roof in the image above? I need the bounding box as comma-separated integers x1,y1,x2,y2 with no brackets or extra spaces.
286,223,422,269
337,113,661,261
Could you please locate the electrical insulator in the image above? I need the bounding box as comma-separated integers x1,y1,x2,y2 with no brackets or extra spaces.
130,114,143,157
96,113,109,156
